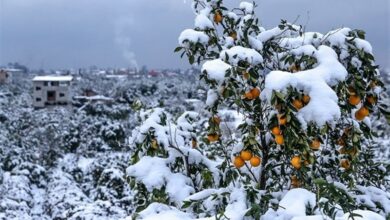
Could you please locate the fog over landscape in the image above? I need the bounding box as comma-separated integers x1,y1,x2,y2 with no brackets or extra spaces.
0,0,389,69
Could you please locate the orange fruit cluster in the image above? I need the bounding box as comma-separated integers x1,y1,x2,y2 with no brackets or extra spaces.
244,87,261,100
292,94,310,110
271,125,284,145
233,150,262,168
272,115,286,145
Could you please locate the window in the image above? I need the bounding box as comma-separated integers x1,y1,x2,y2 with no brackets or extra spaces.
36,87,41,91
47,91,56,101
59,93,65,97
59,82,69,87
36,98,41,102
51,81,59,86
44,82,48,86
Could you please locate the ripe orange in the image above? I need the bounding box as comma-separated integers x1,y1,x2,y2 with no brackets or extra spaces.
240,150,252,161
207,134,219,142
348,95,361,105
359,106,369,116
250,156,261,167
233,156,245,168
271,126,281,135
310,139,321,150
275,134,284,145
244,91,254,100
278,114,287,126
355,106,369,121
250,88,261,99
244,88,261,100
214,11,223,24
340,159,351,170
291,156,301,169
292,99,303,110
302,95,310,104
151,139,158,149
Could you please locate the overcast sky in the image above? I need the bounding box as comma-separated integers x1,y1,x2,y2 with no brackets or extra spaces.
0,0,389,70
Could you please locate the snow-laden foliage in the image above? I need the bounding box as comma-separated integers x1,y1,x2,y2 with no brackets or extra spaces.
0,73,210,219
124,0,390,219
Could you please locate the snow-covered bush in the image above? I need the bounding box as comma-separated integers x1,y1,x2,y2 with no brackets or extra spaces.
128,0,390,219
127,108,225,214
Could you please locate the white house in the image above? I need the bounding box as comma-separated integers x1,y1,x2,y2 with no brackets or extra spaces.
32,75,73,108
0,69,11,83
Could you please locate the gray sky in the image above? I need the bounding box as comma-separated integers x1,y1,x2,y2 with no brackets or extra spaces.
0,0,389,70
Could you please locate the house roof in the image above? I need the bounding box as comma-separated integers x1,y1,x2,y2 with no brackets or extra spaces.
33,75,73,82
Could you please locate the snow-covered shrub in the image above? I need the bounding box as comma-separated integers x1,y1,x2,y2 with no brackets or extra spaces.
127,108,225,215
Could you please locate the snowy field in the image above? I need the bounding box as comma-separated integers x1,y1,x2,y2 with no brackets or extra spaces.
0,71,389,219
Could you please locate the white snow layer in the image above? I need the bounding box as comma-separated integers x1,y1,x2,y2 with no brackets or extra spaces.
202,59,231,84
126,156,194,204
220,46,263,66
195,14,214,30
179,29,210,46
239,2,254,14
278,188,316,217
263,45,348,126
137,203,193,220
138,188,385,220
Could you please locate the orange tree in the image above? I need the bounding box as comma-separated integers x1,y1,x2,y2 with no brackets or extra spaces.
172,0,389,217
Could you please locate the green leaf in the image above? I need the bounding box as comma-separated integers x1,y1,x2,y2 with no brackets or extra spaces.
189,55,195,65
174,47,182,52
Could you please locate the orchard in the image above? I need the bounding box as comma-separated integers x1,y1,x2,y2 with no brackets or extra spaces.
127,0,390,219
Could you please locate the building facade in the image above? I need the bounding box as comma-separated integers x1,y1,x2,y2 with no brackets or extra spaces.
0,69,11,83
32,76,73,108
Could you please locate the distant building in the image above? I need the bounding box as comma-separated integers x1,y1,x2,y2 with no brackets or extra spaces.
0,69,11,83
32,76,73,108
4,68,24,79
